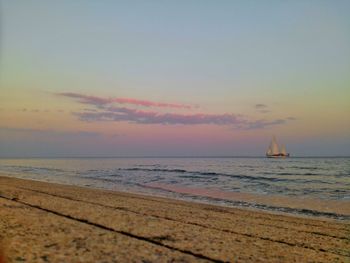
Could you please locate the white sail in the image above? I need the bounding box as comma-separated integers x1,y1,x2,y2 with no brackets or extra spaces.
266,147,272,155
269,136,279,155
280,145,287,155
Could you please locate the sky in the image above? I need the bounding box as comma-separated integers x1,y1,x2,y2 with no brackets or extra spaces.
0,0,349,157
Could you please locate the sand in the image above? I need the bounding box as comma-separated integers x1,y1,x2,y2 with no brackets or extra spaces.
0,176,349,262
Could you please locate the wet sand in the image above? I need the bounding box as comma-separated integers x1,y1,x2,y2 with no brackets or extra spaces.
0,176,349,262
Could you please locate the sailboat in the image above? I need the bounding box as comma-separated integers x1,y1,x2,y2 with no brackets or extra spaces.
266,136,290,158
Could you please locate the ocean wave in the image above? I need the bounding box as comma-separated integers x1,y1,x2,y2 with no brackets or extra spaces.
117,167,329,184
262,171,322,176
289,166,322,170
125,167,188,173
0,165,66,174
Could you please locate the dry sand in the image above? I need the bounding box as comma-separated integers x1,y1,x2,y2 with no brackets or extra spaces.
0,176,349,262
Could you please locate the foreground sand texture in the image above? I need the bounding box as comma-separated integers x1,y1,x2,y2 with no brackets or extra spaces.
0,176,349,262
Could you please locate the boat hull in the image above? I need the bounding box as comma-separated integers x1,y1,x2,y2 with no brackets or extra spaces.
266,153,290,158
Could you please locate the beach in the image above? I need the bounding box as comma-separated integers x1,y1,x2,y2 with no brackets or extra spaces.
0,176,349,262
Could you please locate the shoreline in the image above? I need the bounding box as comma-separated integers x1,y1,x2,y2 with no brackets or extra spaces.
2,172,349,221
0,176,349,262
144,183,350,221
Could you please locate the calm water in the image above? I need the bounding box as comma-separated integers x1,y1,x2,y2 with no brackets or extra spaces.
0,157,349,219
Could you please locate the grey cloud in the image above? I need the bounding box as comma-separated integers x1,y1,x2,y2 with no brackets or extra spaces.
73,107,293,129
57,92,193,109
255,104,268,109
74,106,242,126
242,119,287,130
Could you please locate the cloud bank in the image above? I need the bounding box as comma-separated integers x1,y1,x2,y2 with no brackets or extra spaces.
59,92,294,129
74,107,243,125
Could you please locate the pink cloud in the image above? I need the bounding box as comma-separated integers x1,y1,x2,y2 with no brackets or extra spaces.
57,92,193,109
113,98,192,109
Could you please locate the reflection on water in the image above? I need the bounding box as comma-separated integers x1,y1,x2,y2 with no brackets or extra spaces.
0,157,349,219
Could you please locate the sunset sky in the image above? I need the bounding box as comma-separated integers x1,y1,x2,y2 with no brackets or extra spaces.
1,1,349,157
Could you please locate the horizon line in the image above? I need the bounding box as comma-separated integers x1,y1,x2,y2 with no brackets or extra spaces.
0,155,349,159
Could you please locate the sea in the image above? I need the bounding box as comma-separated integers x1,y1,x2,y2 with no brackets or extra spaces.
0,157,349,220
